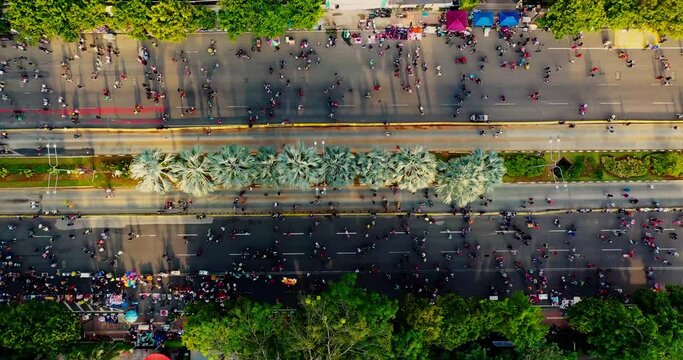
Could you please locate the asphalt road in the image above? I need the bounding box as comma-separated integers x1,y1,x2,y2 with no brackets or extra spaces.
3,210,681,300
4,122,683,156
6,182,681,216
0,30,681,128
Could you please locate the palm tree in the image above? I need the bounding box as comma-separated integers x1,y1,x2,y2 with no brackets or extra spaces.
276,144,323,189
169,145,215,197
254,146,280,189
209,145,256,190
322,146,357,188
130,148,176,193
356,148,392,190
389,146,437,193
435,150,506,206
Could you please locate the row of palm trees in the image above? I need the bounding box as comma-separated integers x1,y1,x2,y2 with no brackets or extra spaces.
130,145,505,206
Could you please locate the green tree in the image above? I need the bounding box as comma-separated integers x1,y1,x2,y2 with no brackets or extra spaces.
436,150,505,207
516,342,577,360
640,0,683,39
170,145,215,197
209,145,257,190
459,0,481,11
356,148,392,190
632,288,683,358
146,0,215,42
539,0,607,39
389,147,437,193
567,297,661,359
183,300,283,360
254,146,280,189
130,148,176,193
218,0,323,39
0,7,10,35
504,154,546,178
276,144,323,190
281,274,398,360
0,301,81,356
109,0,152,40
6,0,108,44
604,0,642,30
667,284,683,311
322,146,357,188
479,291,547,350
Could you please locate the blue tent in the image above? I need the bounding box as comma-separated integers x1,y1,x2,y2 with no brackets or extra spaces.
473,11,494,27
499,11,520,27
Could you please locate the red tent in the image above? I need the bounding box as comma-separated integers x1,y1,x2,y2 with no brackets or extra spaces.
145,355,171,360
446,10,468,32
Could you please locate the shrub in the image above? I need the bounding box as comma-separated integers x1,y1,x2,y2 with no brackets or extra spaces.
19,168,35,178
647,152,683,177
504,154,546,178
600,156,648,178
0,167,9,178
565,156,585,180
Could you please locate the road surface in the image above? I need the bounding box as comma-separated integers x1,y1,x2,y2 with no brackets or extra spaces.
0,30,680,128
4,122,683,156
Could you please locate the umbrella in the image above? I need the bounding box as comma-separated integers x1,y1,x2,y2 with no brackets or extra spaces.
473,11,494,27
144,355,171,360
445,10,468,32
124,309,138,322
499,11,520,27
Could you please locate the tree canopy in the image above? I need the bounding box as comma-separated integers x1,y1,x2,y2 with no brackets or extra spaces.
0,301,81,356
540,0,683,39
182,299,284,360
281,274,398,360
6,0,108,44
217,0,324,39
145,0,216,42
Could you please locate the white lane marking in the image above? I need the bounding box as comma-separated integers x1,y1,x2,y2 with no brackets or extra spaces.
600,229,624,232
336,232,357,235
389,251,410,254
548,102,569,105
185,51,199,53
494,249,511,253
440,103,464,106
33,235,52,238
600,102,621,105
235,232,251,236
177,254,197,257
178,233,198,236
549,249,570,252
393,231,408,235
284,232,304,236
229,253,241,256
226,105,249,108
494,103,515,106
547,229,566,232
337,104,356,107
441,250,459,253
389,104,409,107
440,230,457,234
653,102,674,105
282,252,304,256
602,248,623,251
664,228,675,231
659,248,677,251
596,84,621,86
493,230,516,234
336,251,356,255
139,234,157,237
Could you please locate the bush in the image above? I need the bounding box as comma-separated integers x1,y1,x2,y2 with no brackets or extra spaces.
564,156,585,180
647,152,683,177
600,156,648,178
0,167,9,178
19,168,35,178
504,154,546,178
